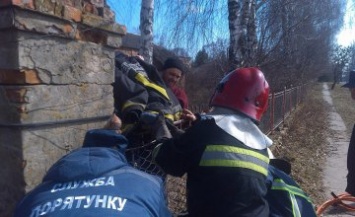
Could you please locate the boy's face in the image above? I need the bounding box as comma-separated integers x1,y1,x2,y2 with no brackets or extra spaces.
162,68,182,87
350,88,355,100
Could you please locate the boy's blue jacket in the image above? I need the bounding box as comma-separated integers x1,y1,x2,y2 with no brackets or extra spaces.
14,130,171,217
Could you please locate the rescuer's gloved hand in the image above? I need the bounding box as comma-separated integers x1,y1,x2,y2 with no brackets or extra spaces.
140,112,158,125
166,120,185,138
123,110,141,124
140,112,172,140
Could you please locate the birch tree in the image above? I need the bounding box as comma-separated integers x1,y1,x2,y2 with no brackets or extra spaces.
139,0,154,63
228,0,258,68
155,0,261,68
228,0,243,68
122,0,346,89
155,0,227,59
245,0,257,66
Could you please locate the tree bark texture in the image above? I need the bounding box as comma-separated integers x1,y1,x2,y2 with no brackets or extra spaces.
140,0,154,64
228,0,242,68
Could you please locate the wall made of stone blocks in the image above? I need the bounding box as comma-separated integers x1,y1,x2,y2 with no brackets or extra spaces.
0,1,126,216
0,121,99,216
0,0,118,26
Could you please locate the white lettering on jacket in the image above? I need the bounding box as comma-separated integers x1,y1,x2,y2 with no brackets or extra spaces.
30,195,127,217
51,176,115,193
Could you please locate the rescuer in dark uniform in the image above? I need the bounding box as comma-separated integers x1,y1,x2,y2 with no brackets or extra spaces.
342,69,355,196
153,67,272,217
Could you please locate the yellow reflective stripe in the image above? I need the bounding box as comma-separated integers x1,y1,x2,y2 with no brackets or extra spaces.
272,179,306,217
135,73,170,100
205,145,269,163
290,193,301,217
200,159,268,176
164,114,174,121
147,111,175,121
173,111,182,121
122,101,145,112
272,179,313,202
121,123,135,133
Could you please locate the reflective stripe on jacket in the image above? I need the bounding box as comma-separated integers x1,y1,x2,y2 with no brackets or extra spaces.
267,165,316,217
113,55,183,124
154,115,270,217
200,145,269,176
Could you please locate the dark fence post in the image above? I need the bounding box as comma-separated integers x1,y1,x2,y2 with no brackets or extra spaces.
290,85,293,113
270,92,275,134
283,86,286,124
295,86,298,109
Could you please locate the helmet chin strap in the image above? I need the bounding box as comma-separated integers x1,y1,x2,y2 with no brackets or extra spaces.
208,88,218,108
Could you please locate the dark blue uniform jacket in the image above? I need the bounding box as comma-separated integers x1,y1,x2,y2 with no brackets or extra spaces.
155,116,269,217
14,131,171,217
266,165,316,217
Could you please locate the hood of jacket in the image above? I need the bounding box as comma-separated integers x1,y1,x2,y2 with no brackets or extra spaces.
208,107,272,149
43,131,130,183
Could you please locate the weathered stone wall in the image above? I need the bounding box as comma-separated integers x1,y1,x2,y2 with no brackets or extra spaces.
0,1,126,216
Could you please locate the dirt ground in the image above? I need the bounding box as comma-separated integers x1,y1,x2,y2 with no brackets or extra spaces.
269,82,355,216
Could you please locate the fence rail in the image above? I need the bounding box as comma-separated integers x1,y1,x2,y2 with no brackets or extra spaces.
189,85,307,134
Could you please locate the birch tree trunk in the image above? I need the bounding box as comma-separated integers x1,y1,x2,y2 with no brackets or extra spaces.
246,0,257,66
139,0,154,64
238,0,254,66
228,0,243,68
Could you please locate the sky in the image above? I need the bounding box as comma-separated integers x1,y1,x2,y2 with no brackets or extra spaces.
106,0,210,56
107,0,141,34
337,28,355,46
337,1,355,47
108,0,355,50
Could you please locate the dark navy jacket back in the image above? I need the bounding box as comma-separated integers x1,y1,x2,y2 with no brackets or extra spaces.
14,145,171,217
266,165,316,217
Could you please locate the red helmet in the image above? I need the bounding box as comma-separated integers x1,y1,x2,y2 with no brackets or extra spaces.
210,67,270,122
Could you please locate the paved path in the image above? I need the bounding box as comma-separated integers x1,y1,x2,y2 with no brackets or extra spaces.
321,83,354,216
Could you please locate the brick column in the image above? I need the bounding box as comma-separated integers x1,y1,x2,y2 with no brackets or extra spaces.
0,1,125,216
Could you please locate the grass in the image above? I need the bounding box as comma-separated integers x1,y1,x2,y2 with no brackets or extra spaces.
269,82,330,205
330,84,355,135
269,82,355,207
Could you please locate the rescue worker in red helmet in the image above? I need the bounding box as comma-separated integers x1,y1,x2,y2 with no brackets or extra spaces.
153,67,272,217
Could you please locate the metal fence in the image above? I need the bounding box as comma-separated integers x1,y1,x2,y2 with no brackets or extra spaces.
190,85,307,134
259,85,306,134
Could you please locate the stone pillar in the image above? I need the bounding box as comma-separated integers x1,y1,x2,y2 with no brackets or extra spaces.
0,1,126,216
